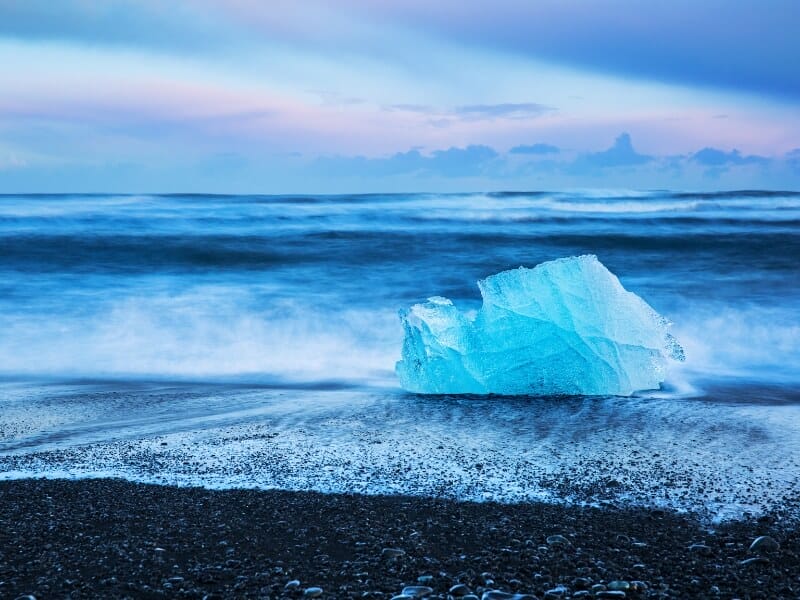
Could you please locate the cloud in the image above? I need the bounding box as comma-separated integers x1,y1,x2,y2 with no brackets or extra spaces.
453,103,553,120
691,148,769,166
312,133,662,184
787,149,800,172
0,0,229,53
0,154,28,170
347,0,800,101
385,102,553,122
313,145,499,178
427,145,499,176
569,133,652,172
3,1,798,103
308,90,365,106
5,131,800,193
509,143,559,155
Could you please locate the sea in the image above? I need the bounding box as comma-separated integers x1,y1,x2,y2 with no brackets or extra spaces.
1,190,799,521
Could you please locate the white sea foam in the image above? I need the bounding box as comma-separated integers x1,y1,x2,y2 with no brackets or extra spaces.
672,304,800,384
1,286,798,395
0,290,400,384
2,383,800,522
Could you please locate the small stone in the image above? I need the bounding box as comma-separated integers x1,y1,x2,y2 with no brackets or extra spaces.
14,596,37,600
304,588,323,598
284,580,301,590
401,586,433,598
591,584,607,593
382,548,406,558
462,596,480,600
546,534,571,546
630,581,648,592
450,584,472,596
607,581,630,592
740,556,770,567
390,596,414,600
688,543,711,554
417,575,434,584
545,586,567,598
482,592,513,600
749,535,779,553
572,577,591,589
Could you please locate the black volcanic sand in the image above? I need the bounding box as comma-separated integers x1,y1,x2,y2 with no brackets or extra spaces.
0,479,797,599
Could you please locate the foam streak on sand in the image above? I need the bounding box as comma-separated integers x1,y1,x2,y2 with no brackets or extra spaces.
2,383,800,523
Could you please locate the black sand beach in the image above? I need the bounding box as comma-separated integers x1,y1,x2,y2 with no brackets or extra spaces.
0,479,797,599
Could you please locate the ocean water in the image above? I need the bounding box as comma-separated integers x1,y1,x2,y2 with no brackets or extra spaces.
1,191,799,520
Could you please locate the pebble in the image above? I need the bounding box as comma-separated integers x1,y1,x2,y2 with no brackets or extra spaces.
14,596,36,600
401,586,433,597
5,478,800,600
481,592,538,600
740,556,770,567
630,581,648,592
749,535,780,553
303,588,323,598
546,534,571,546
688,543,711,554
607,581,630,591
572,577,591,589
545,585,567,598
284,579,301,590
449,584,472,596
382,548,406,558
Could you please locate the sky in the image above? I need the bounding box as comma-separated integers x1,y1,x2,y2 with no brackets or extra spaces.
0,0,799,193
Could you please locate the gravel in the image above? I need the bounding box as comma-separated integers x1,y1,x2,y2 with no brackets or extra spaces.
0,478,798,599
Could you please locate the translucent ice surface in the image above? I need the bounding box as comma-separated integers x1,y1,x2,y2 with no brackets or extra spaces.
396,255,684,395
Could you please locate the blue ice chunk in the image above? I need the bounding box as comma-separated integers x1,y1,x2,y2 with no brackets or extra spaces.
396,255,684,396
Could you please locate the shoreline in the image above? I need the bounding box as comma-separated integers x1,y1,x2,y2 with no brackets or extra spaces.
1,478,796,599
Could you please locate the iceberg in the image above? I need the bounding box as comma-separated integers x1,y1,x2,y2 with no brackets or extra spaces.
396,255,684,396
